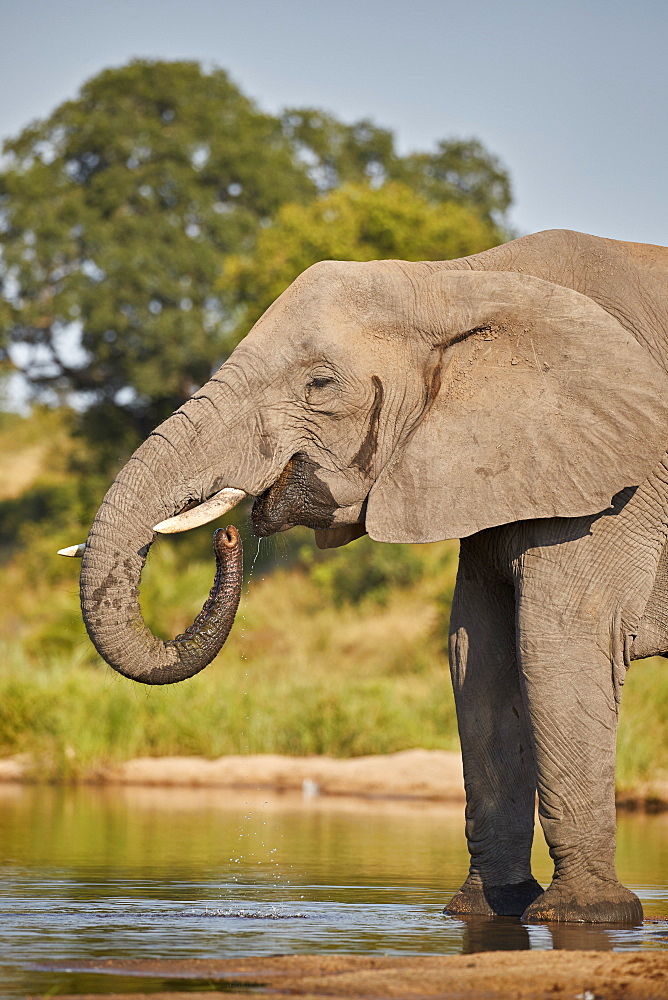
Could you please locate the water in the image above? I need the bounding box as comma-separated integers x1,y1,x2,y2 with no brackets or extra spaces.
1,783,667,997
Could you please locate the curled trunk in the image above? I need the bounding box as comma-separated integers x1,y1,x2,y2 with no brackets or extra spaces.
80,398,247,685
81,521,242,685
151,526,242,684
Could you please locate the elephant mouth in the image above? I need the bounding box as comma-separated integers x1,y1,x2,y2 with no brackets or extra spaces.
251,452,339,536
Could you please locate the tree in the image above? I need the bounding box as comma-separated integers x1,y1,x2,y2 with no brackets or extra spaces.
279,111,512,225
0,60,314,452
221,181,504,335
396,139,513,225
280,108,397,190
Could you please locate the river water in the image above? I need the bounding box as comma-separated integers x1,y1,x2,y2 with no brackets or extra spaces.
1,783,667,997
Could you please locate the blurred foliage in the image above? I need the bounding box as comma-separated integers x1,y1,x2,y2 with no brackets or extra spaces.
280,110,512,224
616,658,668,792
396,138,513,224
0,407,105,557
280,108,397,190
0,58,512,469
300,534,426,608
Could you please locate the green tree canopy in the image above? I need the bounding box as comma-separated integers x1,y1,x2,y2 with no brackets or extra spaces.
279,111,512,224
280,108,398,190
397,139,512,224
0,60,314,450
0,58,512,463
222,181,503,334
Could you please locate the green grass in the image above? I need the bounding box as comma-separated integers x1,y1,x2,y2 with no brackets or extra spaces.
0,535,461,780
616,656,668,794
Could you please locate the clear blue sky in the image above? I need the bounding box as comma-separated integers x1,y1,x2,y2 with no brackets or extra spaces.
0,0,665,245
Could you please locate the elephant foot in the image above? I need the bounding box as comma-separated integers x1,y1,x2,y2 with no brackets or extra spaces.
444,876,544,917
521,878,643,924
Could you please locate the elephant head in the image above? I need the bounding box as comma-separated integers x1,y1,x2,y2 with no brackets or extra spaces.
72,250,668,684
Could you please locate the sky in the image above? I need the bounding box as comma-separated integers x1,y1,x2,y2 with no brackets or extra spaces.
0,0,665,246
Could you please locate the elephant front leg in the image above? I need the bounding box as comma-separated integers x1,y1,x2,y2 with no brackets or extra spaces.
444,545,542,917
517,599,642,924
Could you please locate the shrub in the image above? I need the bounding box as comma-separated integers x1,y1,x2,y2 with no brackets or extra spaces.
305,535,424,607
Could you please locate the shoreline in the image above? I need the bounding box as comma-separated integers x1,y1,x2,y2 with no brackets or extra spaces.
29,952,668,999
1,747,667,810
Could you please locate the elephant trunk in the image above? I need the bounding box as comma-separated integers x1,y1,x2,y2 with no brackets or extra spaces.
164,525,242,680
80,386,251,685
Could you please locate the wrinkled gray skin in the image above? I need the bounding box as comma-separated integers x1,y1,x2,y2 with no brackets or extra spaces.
80,229,668,924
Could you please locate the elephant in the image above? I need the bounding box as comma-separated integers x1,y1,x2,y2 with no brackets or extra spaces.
62,228,668,925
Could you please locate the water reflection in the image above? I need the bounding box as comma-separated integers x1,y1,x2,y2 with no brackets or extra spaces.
459,915,532,952
457,917,668,954
0,783,666,998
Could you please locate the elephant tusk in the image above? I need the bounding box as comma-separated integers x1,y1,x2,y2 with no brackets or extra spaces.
153,488,248,534
58,543,86,557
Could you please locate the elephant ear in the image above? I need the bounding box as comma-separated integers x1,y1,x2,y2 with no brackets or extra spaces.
366,271,668,543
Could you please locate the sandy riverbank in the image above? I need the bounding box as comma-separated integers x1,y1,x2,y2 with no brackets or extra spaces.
31,951,668,999
2,748,667,809
0,748,465,800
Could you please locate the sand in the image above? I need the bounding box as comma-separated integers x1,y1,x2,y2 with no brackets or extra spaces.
0,748,467,800
102,747,466,799
30,951,668,999
2,749,667,809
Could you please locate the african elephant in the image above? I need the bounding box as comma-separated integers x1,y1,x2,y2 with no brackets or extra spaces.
64,228,668,925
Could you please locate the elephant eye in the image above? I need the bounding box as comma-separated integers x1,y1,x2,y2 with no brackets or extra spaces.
305,373,341,411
